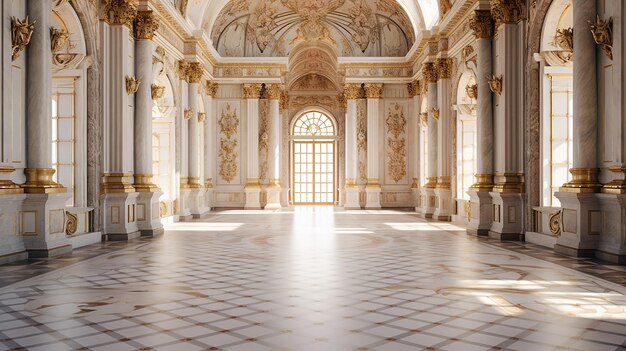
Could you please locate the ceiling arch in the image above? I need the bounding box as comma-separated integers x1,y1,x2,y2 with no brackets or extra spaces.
188,0,440,57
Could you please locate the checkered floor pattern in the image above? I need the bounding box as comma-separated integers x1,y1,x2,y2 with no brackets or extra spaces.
1,207,625,351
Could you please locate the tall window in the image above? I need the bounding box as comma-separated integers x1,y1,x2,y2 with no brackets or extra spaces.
542,72,574,206
52,77,77,206
291,111,336,204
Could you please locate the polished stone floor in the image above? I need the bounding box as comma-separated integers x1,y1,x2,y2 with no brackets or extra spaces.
1,207,626,351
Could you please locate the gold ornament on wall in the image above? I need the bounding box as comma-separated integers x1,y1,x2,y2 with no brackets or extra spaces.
487,75,503,96
205,81,218,97
280,91,290,110
11,16,35,61
419,112,428,126
125,76,140,95
407,80,421,97
386,104,407,183
555,27,573,53
65,212,78,235
589,16,613,60
50,27,70,54
464,201,471,221
159,201,168,217
357,102,367,152
198,112,206,123
183,108,192,121
466,84,478,99
177,0,189,16
549,209,562,235
431,108,440,121
219,104,240,183
151,84,165,100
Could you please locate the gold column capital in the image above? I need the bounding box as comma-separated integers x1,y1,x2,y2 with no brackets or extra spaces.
436,58,453,80
422,62,438,84
364,84,383,99
343,84,362,100
490,0,524,29
243,83,262,99
469,10,495,39
101,0,137,30
267,84,282,100
205,80,218,97
407,80,421,97
187,62,204,84
134,10,159,40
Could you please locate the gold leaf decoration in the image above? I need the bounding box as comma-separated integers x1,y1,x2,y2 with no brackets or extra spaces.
549,210,562,235
12,16,35,61
66,212,78,235
219,104,239,183
386,104,407,183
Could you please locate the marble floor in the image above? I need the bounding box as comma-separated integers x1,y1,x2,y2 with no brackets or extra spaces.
1,207,626,351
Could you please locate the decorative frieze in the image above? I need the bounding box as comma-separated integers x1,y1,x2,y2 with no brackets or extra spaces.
422,63,437,84
134,10,159,40
101,0,137,29
243,84,262,99
344,84,362,100
469,10,494,39
11,16,35,61
490,0,524,29
436,58,453,80
364,84,383,99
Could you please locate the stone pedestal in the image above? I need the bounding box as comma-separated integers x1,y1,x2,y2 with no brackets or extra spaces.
22,193,73,257
204,187,214,210
419,187,436,218
467,190,493,236
433,187,451,221
344,187,361,210
365,187,382,209
489,192,525,241
596,194,626,264
554,192,600,257
136,191,164,237
190,187,209,218
102,192,140,241
412,188,420,212
0,193,27,264
178,189,192,221
265,186,282,210
65,207,101,248
244,186,262,210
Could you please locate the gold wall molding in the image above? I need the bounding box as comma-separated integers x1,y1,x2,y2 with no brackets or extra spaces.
219,104,239,183
125,76,140,95
343,84,362,100
386,103,407,183
422,62,437,84
101,0,137,29
357,102,367,152
589,16,613,60
490,0,524,29
134,10,159,40
487,75,502,96
364,84,383,99
177,0,188,16
11,16,35,61
243,83,262,99
469,10,494,39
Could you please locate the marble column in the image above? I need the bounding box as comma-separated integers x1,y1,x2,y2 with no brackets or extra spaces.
187,63,208,217
279,92,290,207
243,83,262,209
419,63,438,218
489,0,525,241
467,10,495,236
203,81,218,210
407,81,421,211
133,10,163,237
555,0,601,256
344,84,361,209
365,84,383,209
176,60,192,220
434,58,452,221
265,84,282,209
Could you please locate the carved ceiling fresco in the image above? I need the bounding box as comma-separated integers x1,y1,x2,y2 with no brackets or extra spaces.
210,0,416,57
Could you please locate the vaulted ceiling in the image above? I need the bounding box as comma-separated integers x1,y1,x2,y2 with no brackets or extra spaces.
183,0,443,58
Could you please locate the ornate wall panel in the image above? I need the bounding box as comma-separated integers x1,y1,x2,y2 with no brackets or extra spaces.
258,99,269,182
357,100,367,185
217,101,242,185
384,101,409,185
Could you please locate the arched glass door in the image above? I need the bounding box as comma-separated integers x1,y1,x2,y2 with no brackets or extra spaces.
291,111,336,204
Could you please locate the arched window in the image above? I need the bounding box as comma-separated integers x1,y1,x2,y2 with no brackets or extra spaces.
291,111,336,204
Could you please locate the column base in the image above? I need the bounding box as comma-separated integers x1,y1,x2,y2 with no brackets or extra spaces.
433,188,451,221
365,186,382,209
136,191,164,236
467,190,494,236
488,191,525,241
22,192,73,256
244,186,262,210
418,188,436,218
205,188,214,211
412,188,420,212
189,188,210,218
178,189,192,220
102,192,140,240
265,186,282,210
344,187,361,210
554,192,600,253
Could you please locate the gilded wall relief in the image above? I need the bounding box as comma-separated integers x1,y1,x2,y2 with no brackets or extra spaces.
357,100,367,185
210,0,414,57
386,103,407,183
219,103,240,183
258,100,270,181
291,74,335,91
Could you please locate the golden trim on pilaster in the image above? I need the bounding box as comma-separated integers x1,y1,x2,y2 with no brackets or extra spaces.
435,176,451,189
21,168,66,194
493,172,525,193
345,178,357,187
424,176,437,189
188,176,203,189
101,172,134,193
0,167,23,195
268,178,281,188
603,166,626,194
469,174,494,192
560,168,602,193
134,173,160,193
366,178,381,188
245,178,261,188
